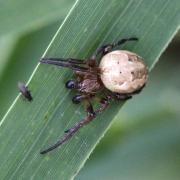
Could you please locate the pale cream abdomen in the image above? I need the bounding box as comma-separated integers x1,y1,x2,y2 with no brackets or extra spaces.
99,50,148,93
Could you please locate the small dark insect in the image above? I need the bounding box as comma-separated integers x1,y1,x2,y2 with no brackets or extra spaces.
40,37,148,154
18,82,33,101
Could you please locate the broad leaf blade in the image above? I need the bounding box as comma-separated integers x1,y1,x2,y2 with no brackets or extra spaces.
0,0,180,179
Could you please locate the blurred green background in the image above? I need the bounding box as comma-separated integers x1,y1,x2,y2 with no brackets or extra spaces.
0,0,180,179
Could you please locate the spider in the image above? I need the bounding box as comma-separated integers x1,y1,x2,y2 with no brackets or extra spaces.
40,37,148,154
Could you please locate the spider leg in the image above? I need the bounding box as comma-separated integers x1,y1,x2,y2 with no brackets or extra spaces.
113,93,132,100
71,94,94,104
40,58,100,74
112,84,146,101
40,97,110,154
64,100,95,133
116,37,138,46
41,58,86,64
64,96,110,134
91,37,138,59
40,58,90,73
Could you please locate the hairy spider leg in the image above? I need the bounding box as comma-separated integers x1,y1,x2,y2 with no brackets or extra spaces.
40,85,142,154
65,100,95,134
40,97,109,154
116,37,138,46
71,94,94,104
69,81,145,105
92,37,138,59
111,83,146,101
40,59,90,73
41,58,86,64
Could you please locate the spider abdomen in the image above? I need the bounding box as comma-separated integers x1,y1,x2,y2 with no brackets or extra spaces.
99,50,148,94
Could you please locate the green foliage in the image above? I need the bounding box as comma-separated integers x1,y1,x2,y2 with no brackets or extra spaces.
0,0,74,36
77,46,180,180
0,0,179,179
0,22,59,119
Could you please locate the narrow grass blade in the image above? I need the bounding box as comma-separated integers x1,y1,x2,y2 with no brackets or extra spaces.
0,0,180,179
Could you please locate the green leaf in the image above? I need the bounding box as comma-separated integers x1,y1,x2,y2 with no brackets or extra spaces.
0,0,180,179
76,47,180,180
0,0,74,37
0,21,59,119
0,0,71,118
77,114,180,180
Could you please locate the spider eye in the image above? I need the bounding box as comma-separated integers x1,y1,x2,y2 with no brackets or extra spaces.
72,95,82,104
65,80,77,89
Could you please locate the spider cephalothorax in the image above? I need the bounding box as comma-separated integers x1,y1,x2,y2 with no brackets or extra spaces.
40,37,148,154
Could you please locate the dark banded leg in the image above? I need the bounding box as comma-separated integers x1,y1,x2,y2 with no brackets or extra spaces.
91,37,138,59
40,58,89,72
72,94,94,104
113,84,146,101
40,97,109,154
65,101,95,133
113,93,132,100
41,58,86,64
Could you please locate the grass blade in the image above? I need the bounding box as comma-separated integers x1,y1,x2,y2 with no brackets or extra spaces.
0,22,59,119
0,0,180,179
77,46,180,179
